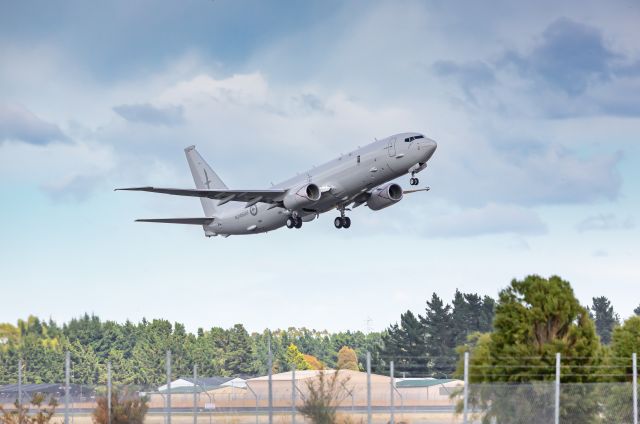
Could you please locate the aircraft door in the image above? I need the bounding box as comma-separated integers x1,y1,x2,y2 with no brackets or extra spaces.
386,138,396,157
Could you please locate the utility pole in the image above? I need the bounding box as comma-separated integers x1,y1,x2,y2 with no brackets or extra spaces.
18,359,22,406
463,352,469,424
555,353,561,424
633,353,638,424
107,362,112,424
167,350,172,424
65,351,70,424
291,365,296,424
193,364,198,424
366,352,372,424
389,361,395,424
268,338,273,424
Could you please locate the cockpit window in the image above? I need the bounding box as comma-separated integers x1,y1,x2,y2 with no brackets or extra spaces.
404,135,424,142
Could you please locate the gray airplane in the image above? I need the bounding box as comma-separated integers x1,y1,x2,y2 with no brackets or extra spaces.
117,132,437,236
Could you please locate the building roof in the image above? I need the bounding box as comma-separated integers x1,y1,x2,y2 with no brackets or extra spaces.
158,376,245,392
396,379,461,388
0,383,95,397
248,370,337,382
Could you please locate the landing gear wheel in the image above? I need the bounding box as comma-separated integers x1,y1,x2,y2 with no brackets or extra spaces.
334,217,343,229
343,217,351,228
295,217,303,229
410,177,419,185
286,217,296,229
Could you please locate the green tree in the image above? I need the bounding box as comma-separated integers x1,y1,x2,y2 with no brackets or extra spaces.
610,316,640,372
459,275,602,424
591,296,619,344
225,324,253,375
336,346,358,371
422,293,455,377
381,310,427,376
600,316,640,421
286,344,310,370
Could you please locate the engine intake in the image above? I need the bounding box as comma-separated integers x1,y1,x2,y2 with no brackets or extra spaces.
367,183,403,211
283,183,321,210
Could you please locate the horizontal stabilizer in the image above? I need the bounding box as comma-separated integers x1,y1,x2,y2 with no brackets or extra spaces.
116,186,286,204
135,218,214,225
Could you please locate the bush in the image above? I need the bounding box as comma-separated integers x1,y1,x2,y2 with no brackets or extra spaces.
297,370,351,424
0,393,59,424
92,390,148,424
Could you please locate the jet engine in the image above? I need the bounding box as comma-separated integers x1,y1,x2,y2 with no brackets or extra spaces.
367,183,403,211
283,183,321,210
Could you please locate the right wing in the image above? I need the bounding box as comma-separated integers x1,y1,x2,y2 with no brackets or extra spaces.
115,187,287,206
135,218,214,225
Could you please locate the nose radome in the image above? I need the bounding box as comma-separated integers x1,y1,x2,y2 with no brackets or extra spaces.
425,138,437,150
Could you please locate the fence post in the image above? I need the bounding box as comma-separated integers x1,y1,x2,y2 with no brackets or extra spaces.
18,359,22,406
366,352,372,424
633,352,637,424
107,362,112,424
389,361,395,424
291,365,296,424
167,350,172,424
463,351,469,424
555,353,561,424
268,338,273,424
65,351,70,424
194,364,198,424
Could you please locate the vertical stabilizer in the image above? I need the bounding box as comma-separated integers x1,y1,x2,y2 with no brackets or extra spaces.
184,146,228,217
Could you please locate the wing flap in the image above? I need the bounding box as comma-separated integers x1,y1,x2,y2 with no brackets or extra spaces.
116,186,286,203
135,218,214,225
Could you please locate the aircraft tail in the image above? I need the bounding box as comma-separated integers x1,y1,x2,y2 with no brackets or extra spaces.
184,146,228,217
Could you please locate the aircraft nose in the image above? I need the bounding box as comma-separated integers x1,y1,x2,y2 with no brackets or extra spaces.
424,138,437,151
421,138,437,160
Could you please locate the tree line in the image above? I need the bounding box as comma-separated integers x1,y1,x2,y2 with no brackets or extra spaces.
0,287,637,387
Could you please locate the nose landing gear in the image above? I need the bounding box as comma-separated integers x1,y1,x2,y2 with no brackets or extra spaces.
409,170,421,185
410,172,420,186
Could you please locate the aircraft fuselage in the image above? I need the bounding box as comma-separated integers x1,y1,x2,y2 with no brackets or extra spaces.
207,132,436,236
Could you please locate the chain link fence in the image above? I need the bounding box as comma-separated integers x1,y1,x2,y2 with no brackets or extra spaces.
0,351,638,423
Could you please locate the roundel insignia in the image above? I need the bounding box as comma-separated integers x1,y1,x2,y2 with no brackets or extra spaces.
250,205,258,216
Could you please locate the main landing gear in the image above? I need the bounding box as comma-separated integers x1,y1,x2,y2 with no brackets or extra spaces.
334,208,351,229
286,216,303,229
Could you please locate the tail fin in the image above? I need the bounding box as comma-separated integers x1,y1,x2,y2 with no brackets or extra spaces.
184,146,228,217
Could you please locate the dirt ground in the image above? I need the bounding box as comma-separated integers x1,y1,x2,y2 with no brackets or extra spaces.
53,412,464,424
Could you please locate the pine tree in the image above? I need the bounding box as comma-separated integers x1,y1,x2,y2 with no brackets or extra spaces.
422,293,455,377
224,324,254,375
591,296,619,344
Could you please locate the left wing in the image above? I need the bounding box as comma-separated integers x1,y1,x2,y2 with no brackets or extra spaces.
115,186,287,206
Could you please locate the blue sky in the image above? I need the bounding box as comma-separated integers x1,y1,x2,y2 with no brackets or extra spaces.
1,0,639,332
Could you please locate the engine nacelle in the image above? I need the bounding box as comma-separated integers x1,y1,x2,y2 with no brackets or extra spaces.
367,183,403,211
283,183,321,210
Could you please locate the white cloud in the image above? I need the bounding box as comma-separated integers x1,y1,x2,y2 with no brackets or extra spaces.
0,104,68,145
